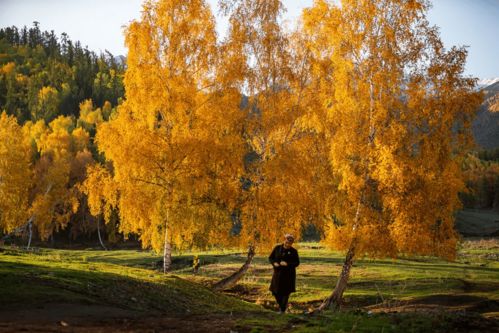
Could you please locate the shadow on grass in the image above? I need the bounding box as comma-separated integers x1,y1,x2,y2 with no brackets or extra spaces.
0,258,261,316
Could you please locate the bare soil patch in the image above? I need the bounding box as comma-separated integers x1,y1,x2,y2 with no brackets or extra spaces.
0,303,236,333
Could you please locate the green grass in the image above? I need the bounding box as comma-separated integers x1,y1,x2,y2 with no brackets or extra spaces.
233,310,494,333
1,238,498,332
0,247,260,316
172,240,499,313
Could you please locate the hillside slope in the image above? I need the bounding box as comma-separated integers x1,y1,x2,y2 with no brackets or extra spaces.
0,248,260,327
473,81,499,149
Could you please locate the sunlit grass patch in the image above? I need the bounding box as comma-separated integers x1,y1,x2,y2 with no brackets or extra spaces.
1,238,497,331
175,239,499,312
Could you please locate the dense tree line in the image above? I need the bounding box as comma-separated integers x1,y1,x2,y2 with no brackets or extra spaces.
0,22,124,124
461,153,499,211
0,23,124,246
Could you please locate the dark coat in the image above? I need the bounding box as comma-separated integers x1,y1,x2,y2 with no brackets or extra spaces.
269,244,300,294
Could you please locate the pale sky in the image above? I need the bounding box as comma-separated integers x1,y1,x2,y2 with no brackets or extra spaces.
0,0,498,79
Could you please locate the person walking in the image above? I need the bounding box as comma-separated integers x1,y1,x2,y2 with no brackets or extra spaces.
269,234,300,313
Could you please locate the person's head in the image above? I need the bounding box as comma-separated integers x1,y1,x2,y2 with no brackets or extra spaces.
283,234,294,248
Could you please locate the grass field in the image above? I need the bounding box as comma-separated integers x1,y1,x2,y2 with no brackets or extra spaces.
179,240,499,311
1,237,498,332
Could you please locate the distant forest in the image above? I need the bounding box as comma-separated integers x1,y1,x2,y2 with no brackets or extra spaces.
0,23,126,245
0,22,124,124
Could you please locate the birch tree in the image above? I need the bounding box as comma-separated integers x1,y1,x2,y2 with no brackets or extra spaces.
213,0,319,291
23,116,85,245
87,0,243,273
303,0,482,311
0,113,31,234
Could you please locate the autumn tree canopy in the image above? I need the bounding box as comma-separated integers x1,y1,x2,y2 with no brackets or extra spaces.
218,0,323,251
85,0,244,272
23,116,90,242
303,0,483,310
0,113,31,233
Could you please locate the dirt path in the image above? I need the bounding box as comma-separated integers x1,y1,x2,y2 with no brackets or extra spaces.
0,317,236,333
0,303,237,333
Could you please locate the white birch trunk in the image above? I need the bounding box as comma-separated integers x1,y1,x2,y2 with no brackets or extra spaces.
163,209,172,274
97,217,107,251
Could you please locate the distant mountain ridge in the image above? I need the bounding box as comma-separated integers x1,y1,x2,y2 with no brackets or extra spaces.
473,80,499,149
478,77,499,88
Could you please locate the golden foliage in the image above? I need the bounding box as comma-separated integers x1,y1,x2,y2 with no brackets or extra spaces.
0,0,484,265
0,112,31,232
217,0,326,251
85,0,244,253
487,94,499,112
304,0,482,260
23,116,90,240
33,86,59,122
0,62,15,74
77,99,104,128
